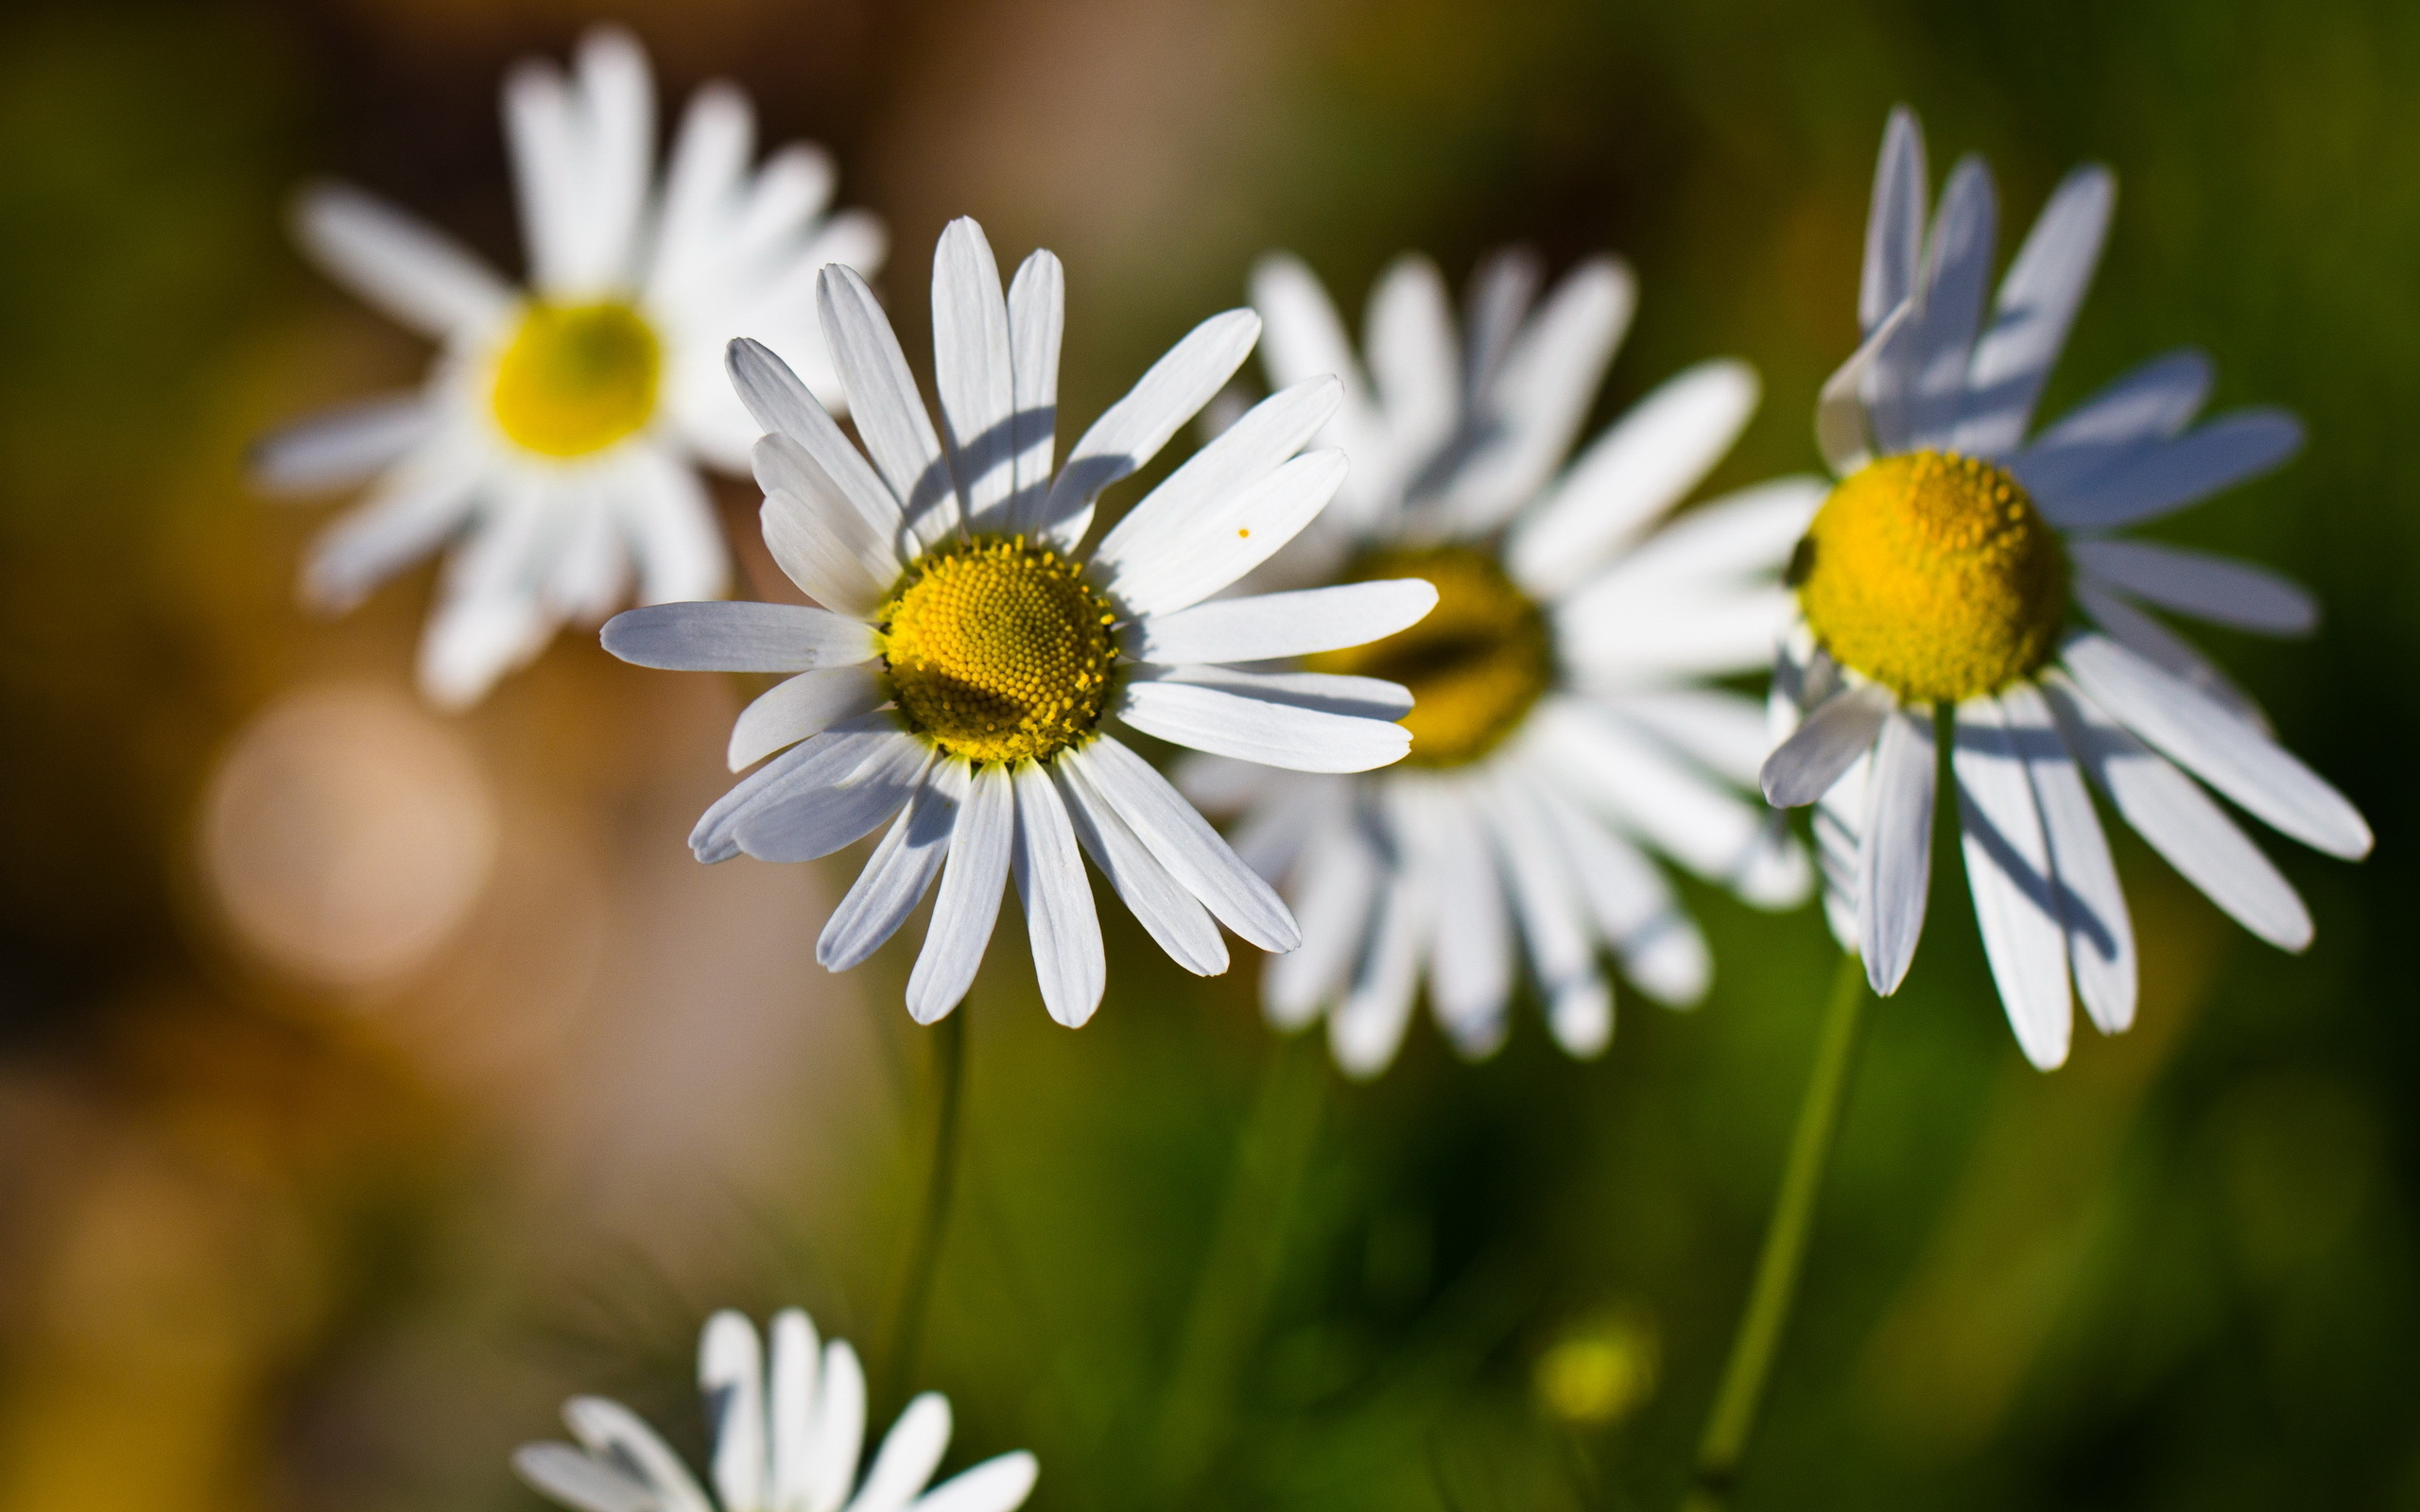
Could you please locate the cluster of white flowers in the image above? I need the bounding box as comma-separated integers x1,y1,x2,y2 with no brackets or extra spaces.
256,34,2368,1499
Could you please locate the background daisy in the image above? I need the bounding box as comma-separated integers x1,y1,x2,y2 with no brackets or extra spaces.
1761,107,2372,1069
515,1308,1037,1512
252,26,883,706
1183,249,1816,1076
605,218,1434,1027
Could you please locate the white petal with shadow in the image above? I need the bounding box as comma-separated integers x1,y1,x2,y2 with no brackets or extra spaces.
1012,762,1105,1027
1952,696,2073,1069
906,765,1013,1022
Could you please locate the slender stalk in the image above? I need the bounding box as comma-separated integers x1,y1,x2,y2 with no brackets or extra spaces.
1683,952,1870,1512
888,1007,968,1402
1149,1031,1326,1499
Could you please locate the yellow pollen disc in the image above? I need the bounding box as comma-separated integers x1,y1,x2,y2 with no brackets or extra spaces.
1306,545,1550,768
490,301,663,457
1794,450,2068,703
877,537,1119,765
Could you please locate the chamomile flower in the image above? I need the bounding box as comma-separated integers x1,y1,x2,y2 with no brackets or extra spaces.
514,1309,1037,1512
603,219,1433,1026
1761,107,2371,1069
1181,249,1815,1076
253,27,884,707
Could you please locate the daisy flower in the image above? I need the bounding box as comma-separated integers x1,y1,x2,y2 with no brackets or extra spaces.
601,218,1433,1027
253,26,884,707
1760,107,2371,1069
1181,248,1817,1076
514,1308,1037,1512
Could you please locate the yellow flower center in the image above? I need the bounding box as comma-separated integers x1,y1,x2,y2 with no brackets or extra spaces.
877,538,1119,765
1794,451,2068,703
489,301,662,457
1305,545,1551,768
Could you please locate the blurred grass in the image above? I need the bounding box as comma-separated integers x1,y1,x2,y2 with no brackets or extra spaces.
0,0,2415,1509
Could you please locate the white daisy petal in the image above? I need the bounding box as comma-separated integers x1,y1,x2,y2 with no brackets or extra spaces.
2036,408,2304,531
1173,752,1283,815
2060,632,2369,859
1006,249,1066,526
1012,762,1106,1027
501,59,586,295
1443,256,1636,530
1478,774,1611,1057
1857,705,1937,995
2073,577,2271,732
2008,348,2212,501
1251,253,1385,506
1953,164,2115,458
418,498,559,709
1068,737,1300,953
754,431,908,591
514,1443,656,1512
602,600,876,672
761,489,895,620
621,447,730,605
804,1342,868,1512
1557,580,1798,688
1761,682,1893,806
1816,298,1914,474
1412,781,1513,1054
909,1452,1039,1512
1528,698,1786,899
1116,677,1409,774
563,1397,715,1512
293,182,512,338
730,665,886,770
1535,779,1709,1006
819,265,957,548
300,444,484,611
1142,664,1411,721
648,82,752,301
1090,379,1344,613
1226,774,1334,881
819,779,956,972
2071,539,2316,636
1565,476,1824,606
851,1394,953,1512
2043,671,2312,951
700,1311,769,1512
1505,359,1760,597
251,395,431,496
1329,863,1426,1078
769,1310,821,1512
731,340,908,541
1860,105,1929,332
1038,307,1262,549
1366,252,1461,473
1128,579,1437,665
904,764,1014,1023
1461,247,1545,394
568,27,653,292
932,218,1019,531
1053,759,1230,976
690,715,908,862
1266,790,1381,1026
738,736,933,866
1900,156,1999,452
1952,696,2073,1070
1606,688,1775,790
1999,682,2136,1035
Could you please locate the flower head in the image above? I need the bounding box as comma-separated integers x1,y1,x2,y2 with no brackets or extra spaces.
514,1309,1036,1512
1183,248,1816,1075
1762,107,2372,1068
605,219,1435,1026
253,27,884,706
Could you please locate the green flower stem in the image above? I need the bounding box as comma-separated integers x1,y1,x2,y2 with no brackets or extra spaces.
1683,951,1871,1512
1150,1031,1327,1499
887,1007,968,1404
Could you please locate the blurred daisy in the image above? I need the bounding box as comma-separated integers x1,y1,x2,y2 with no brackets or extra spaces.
1761,107,2371,1069
515,1308,1036,1512
253,26,883,707
1182,249,1816,1076
603,218,1432,1026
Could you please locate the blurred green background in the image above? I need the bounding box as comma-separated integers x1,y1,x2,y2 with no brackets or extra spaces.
0,0,2413,1508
